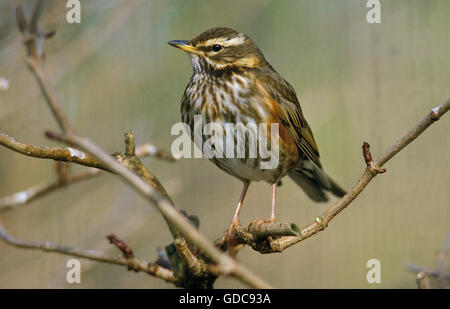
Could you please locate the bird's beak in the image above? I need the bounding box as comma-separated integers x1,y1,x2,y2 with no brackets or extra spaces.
168,40,199,54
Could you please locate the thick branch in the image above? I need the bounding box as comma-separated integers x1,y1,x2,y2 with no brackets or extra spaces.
0,132,106,170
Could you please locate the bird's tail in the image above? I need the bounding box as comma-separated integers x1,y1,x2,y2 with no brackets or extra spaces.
288,162,346,202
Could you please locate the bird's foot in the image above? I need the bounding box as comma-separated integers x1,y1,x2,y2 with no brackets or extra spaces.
219,218,241,256
250,217,276,228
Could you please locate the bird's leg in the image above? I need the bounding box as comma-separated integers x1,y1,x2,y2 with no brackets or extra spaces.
269,182,277,223
250,183,277,228
224,181,250,249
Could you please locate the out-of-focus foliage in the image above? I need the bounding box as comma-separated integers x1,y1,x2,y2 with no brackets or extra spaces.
0,0,448,288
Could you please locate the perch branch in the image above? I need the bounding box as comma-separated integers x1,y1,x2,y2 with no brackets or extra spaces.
230,99,450,253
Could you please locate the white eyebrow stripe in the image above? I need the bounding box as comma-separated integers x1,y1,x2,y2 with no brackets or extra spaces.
203,34,246,47
224,35,246,46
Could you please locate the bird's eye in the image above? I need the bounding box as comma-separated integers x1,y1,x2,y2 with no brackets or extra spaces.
212,44,223,52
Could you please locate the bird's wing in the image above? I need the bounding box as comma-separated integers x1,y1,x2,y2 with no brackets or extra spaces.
259,69,322,168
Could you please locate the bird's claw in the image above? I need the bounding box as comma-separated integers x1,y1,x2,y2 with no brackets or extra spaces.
250,218,276,228
219,218,241,256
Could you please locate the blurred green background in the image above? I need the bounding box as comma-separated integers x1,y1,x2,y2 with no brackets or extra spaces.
0,0,448,288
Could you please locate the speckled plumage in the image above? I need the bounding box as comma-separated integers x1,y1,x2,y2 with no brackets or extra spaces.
170,27,346,210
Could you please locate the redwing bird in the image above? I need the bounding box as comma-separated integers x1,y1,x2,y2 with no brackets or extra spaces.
169,27,346,239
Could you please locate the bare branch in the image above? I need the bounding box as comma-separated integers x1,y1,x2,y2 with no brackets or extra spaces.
0,132,177,171
247,221,300,239
222,222,301,253
0,168,100,213
124,131,135,157
228,99,450,254
0,220,179,284
27,57,75,134
0,132,106,170
0,139,174,214
135,143,178,162
174,237,206,276
29,0,45,35
15,6,27,33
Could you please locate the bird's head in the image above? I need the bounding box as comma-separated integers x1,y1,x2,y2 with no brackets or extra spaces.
168,27,268,74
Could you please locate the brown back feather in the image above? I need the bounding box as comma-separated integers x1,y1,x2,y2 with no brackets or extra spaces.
258,68,322,168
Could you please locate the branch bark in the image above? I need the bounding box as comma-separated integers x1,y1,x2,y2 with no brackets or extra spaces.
0,220,179,283
0,168,100,212
0,142,174,213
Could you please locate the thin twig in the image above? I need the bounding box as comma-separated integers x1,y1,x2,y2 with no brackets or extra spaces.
124,131,135,157
0,220,179,283
29,0,44,35
0,168,100,212
0,142,174,213
135,143,178,162
28,56,74,134
0,132,177,171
